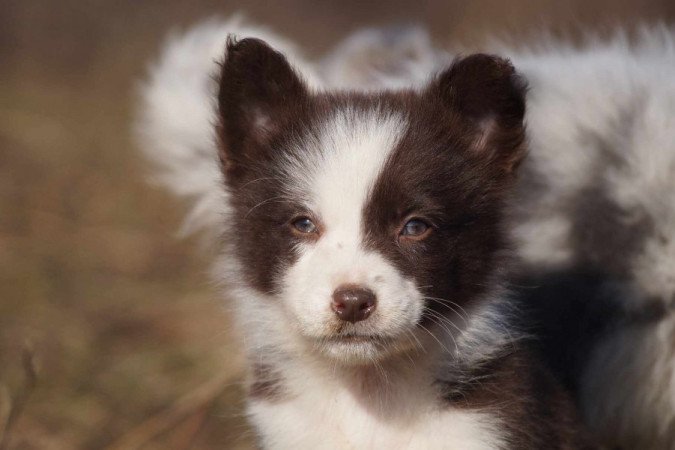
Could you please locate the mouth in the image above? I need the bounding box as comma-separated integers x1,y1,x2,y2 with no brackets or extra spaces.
308,330,418,363
323,333,393,344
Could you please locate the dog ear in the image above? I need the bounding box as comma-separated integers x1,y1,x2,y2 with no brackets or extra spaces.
217,37,308,171
431,54,527,173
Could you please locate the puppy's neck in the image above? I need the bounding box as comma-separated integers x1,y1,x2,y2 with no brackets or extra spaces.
283,347,439,420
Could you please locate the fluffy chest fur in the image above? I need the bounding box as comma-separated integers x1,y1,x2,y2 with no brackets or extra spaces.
248,361,505,450
250,399,503,449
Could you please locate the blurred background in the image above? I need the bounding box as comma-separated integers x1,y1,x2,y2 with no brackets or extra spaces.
1,0,674,448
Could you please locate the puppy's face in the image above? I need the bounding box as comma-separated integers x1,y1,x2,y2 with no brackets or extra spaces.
217,38,526,363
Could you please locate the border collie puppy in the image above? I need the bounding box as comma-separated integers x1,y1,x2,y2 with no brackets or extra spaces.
321,25,675,450
137,19,590,449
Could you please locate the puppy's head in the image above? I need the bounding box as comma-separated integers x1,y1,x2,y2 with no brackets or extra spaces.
217,37,526,364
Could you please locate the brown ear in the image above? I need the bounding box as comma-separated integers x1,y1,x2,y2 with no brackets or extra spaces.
217,37,308,170
431,54,527,173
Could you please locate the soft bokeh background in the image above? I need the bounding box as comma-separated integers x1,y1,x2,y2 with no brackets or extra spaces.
1,1,674,448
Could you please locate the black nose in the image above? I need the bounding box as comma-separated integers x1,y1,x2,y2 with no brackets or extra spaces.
331,285,377,323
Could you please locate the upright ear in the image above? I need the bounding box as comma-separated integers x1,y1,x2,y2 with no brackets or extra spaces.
217,37,308,171
430,54,527,173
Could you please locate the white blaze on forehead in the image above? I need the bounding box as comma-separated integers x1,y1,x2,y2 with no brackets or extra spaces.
280,107,421,347
296,108,407,240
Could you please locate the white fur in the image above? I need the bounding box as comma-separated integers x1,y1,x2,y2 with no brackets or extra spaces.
250,359,504,450
507,29,675,278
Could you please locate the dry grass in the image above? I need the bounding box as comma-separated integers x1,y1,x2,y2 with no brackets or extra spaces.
1,0,672,448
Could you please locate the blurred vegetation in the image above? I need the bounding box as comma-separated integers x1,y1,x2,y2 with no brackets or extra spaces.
0,0,672,448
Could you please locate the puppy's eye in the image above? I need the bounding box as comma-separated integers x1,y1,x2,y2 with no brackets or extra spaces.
292,217,317,234
400,218,431,238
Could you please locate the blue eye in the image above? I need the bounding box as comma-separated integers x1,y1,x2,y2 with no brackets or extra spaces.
401,218,430,237
292,217,317,234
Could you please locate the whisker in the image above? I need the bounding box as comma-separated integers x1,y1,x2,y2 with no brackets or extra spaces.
404,328,426,355
417,322,452,354
423,296,469,318
422,296,469,325
422,312,459,353
423,308,463,334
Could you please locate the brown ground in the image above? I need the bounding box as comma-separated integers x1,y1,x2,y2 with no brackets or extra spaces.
1,1,673,449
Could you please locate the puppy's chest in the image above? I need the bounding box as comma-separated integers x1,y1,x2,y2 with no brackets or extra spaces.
247,382,505,450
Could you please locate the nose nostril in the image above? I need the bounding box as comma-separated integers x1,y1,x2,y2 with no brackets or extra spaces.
331,285,377,323
359,301,373,311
